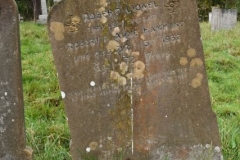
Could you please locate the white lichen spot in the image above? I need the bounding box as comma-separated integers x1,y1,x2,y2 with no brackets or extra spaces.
86,147,91,152
112,27,120,36
99,144,103,148
165,115,168,118
61,91,66,99
118,76,127,86
100,16,107,24
107,137,112,141
114,59,118,63
214,146,221,153
12,119,15,122
205,144,211,148
4,92,7,96
90,81,96,87
106,40,120,52
120,62,128,74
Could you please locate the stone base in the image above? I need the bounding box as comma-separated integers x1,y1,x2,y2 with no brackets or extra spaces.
37,15,48,24
149,144,223,160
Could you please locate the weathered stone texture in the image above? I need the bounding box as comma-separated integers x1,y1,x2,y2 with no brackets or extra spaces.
48,0,222,159
0,0,33,159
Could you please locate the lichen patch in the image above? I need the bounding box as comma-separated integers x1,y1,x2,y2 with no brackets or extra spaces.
187,48,197,57
133,61,145,79
50,22,65,41
100,16,107,24
180,57,188,66
89,142,98,150
190,58,203,67
120,62,128,74
191,78,201,88
106,40,120,52
112,27,120,36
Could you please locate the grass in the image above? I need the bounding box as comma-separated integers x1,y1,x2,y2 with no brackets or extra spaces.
19,22,240,159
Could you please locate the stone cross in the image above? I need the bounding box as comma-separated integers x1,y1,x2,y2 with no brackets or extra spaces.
38,0,48,24
0,0,33,159
48,0,223,159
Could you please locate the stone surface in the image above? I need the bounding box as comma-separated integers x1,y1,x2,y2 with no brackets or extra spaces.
211,7,237,31
0,0,33,160
48,0,222,159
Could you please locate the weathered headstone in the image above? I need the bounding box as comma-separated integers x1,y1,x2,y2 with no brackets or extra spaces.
0,0,33,159
211,7,237,31
48,0,222,159
37,0,48,24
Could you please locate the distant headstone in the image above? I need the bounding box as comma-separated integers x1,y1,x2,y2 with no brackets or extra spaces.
48,0,222,159
0,0,33,160
37,0,48,24
53,0,61,3
209,12,212,23
211,7,237,31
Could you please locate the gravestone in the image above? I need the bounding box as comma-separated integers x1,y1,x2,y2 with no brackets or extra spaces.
37,0,48,24
209,12,212,23
48,0,222,159
211,7,237,31
0,0,33,160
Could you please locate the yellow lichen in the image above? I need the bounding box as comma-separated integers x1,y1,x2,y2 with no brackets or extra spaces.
141,34,145,40
196,73,203,80
106,40,120,52
133,61,145,79
120,62,128,74
100,0,108,7
191,78,201,88
121,37,128,43
89,142,98,150
50,22,65,41
131,51,140,57
126,73,133,79
118,76,127,86
187,48,196,58
98,7,105,12
190,58,203,67
100,16,107,24
179,57,188,66
110,71,120,80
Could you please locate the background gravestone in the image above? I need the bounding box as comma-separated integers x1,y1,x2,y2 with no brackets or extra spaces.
0,0,33,159
211,7,237,31
37,0,48,24
48,0,222,159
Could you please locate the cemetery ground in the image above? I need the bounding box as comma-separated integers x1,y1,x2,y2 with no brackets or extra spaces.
20,22,240,160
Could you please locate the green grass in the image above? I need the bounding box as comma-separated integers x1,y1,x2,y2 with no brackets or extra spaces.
20,22,240,159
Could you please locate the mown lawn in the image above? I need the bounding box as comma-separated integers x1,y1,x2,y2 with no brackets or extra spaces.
20,22,240,160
